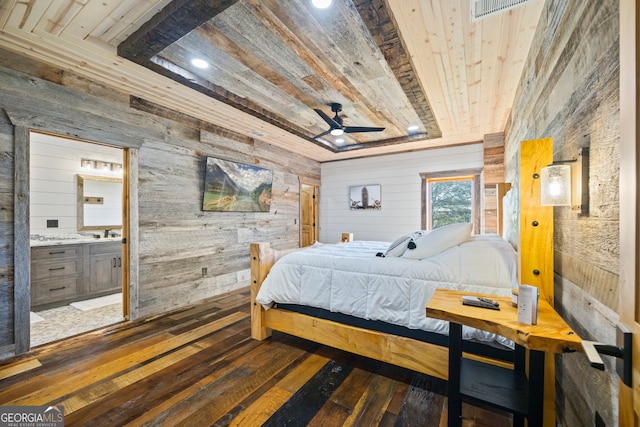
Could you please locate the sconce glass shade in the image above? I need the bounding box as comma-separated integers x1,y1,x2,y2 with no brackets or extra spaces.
81,159,94,169
541,164,571,206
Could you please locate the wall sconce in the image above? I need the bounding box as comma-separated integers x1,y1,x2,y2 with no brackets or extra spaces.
80,159,95,169
540,147,589,215
81,158,123,174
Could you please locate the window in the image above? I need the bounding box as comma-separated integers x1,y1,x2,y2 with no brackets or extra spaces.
420,168,482,231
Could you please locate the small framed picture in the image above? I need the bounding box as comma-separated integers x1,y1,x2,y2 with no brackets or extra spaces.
349,185,381,210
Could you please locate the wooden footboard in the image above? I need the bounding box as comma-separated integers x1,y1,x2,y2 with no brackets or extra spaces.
250,242,451,380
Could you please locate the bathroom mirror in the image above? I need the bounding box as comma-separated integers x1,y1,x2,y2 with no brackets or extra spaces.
77,174,123,231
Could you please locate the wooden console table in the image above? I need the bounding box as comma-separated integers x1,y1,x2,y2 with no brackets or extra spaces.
426,289,582,427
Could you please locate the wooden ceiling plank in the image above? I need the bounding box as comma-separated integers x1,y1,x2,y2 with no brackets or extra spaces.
434,32,462,131
492,3,544,131
490,9,522,130
39,0,88,37
100,0,174,47
0,0,18,28
445,1,470,129
89,0,171,47
264,0,396,129
355,0,441,137
63,0,125,40
393,0,455,135
464,5,484,131
259,0,367,106
256,0,400,135
186,25,318,107
478,12,502,131
2,0,55,33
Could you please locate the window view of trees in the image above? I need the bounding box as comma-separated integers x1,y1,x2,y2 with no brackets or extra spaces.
428,179,473,229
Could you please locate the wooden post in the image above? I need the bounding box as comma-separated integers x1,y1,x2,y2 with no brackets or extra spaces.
519,137,554,427
250,242,273,340
13,125,30,354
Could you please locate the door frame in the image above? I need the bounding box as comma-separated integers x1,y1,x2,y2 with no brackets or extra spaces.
618,0,637,424
299,178,319,247
10,116,141,355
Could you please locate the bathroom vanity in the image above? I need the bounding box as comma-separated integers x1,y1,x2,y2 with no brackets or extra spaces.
30,238,122,310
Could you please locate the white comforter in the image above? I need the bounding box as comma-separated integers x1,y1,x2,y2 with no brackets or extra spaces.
256,235,518,348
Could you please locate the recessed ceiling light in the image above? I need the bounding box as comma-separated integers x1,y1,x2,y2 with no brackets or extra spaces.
335,138,345,144
312,0,332,9
191,58,209,69
407,125,419,132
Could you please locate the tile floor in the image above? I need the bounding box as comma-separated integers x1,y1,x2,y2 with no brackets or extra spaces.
30,294,124,347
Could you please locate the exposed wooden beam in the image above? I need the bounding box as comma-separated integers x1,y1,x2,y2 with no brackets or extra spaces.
117,0,239,63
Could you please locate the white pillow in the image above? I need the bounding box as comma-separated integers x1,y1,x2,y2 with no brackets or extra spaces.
401,222,472,260
384,231,424,257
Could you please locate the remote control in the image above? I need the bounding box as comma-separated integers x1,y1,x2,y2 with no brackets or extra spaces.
478,297,499,306
462,296,500,310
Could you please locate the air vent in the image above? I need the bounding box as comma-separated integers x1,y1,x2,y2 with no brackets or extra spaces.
248,130,266,138
470,0,536,22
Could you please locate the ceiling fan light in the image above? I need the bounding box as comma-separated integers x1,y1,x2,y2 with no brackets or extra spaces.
312,0,332,9
330,128,344,136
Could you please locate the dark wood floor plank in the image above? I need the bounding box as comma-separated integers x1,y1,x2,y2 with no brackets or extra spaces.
1,312,248,406
224,351,330,426
395,373,447,426
66,323,257,426
262,359,356,426
307,366,376,426
59,319,253,417
0,287,513,426
174,340,320,426
344,375,399,426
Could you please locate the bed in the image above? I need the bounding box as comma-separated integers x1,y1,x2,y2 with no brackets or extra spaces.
250,140,557,423
250,222,521,379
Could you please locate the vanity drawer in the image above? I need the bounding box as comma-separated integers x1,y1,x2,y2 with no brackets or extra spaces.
31,276,80,306
88,241,121,256
31,259,82,281
31,244,83,261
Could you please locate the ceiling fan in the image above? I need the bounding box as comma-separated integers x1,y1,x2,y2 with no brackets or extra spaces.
312,103,385,139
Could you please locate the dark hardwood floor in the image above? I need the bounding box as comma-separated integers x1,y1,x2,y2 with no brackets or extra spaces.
0,287,512,426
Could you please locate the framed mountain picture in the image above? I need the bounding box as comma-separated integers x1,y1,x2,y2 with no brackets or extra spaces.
202,157,273,212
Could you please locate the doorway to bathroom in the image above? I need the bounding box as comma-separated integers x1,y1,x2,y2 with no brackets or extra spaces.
29,131,127,347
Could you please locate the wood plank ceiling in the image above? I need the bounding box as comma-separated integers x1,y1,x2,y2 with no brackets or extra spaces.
0,0,544,161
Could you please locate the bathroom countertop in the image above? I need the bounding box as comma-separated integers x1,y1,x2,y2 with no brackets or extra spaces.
30,234,122,247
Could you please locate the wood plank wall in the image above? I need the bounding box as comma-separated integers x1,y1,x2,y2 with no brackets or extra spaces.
0,49,320,356
504,1,620,425
483,132,505,234
318,144,484,243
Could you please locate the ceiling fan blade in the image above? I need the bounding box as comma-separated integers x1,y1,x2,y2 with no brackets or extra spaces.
314,109,341,128
343,126,385,133
312,130,332,139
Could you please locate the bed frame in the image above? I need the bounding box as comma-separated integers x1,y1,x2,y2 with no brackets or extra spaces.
250,139,553,385
252,242,471,379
